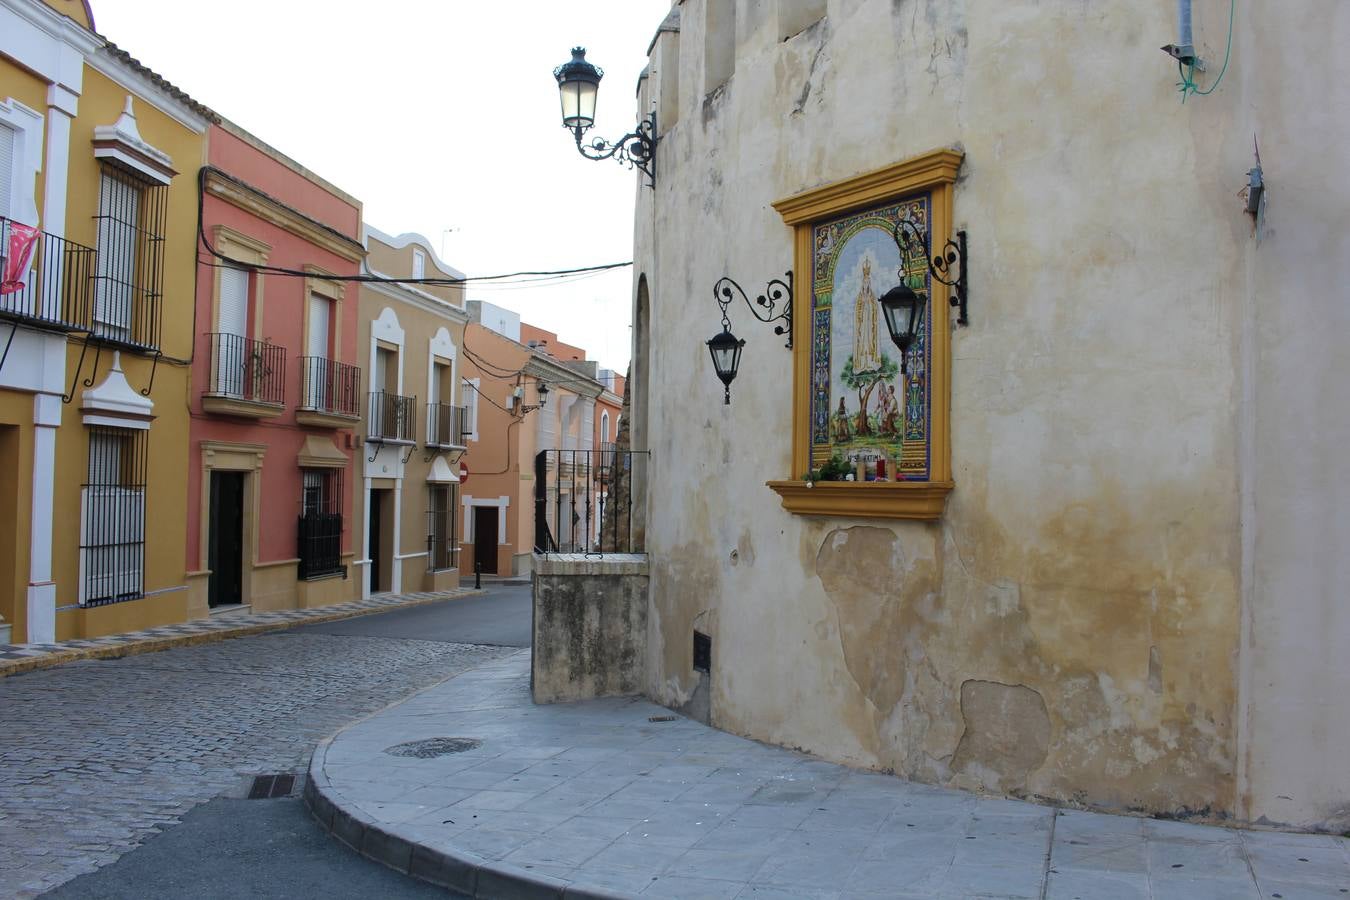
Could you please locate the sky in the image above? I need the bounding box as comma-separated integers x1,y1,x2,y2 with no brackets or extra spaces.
90,0,674,375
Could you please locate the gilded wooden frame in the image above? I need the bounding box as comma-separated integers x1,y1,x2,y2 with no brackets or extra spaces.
767,148,962,520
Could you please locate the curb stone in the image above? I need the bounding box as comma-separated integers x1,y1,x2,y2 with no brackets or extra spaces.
0,589,483,678
305,686,589,900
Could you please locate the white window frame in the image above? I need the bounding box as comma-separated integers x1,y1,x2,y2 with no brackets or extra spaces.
0,97,43,227
463,377,480,441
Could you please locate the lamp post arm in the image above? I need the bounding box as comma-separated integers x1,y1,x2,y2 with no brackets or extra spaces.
713,270,793,349
572,113,658,186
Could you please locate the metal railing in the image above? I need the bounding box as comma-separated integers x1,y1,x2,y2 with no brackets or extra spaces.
426,493,459,571
297,512,343,579
368,391,416,442
204,332,286,405
0,216,96,332
299,356,360,417
426,402,469,447
533,448,648,556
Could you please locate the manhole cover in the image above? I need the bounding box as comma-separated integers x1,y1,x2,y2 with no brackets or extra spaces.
384,737,482,759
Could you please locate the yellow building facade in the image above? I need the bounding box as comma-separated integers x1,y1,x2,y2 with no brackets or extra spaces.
1,0,209,642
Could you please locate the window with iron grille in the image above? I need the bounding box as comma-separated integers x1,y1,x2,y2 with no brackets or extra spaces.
298,467,343,579
427,484,458,571
80,426,147,606
92,165,166,349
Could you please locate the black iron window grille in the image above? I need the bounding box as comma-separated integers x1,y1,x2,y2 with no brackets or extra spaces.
0,216,95,332
533,448,648,556
205,332,285,405
426,484,459,571
91,165,166,350
426,402,468,447
298,467,344,580
80,425,148,606
368,390,416,442
299,356,360,417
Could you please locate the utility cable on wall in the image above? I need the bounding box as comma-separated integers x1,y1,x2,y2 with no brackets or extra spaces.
1176,0,1235,102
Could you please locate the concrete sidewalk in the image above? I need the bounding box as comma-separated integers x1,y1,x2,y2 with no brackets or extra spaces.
307,653,1350,899
0,588,480,677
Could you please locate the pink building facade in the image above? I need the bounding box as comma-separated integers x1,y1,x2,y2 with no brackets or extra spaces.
184,122,364,616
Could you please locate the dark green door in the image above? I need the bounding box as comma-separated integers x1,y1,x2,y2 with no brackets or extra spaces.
208,472,244,607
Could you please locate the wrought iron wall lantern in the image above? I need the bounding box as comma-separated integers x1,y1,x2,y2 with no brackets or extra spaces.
705,271,793,405
516,381,549,415
554,47,658,185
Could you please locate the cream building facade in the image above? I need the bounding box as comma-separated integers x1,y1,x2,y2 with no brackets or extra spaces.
628,0,1350,831
354,227,469,597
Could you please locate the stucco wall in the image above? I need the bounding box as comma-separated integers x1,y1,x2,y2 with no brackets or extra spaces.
631,0,1349,827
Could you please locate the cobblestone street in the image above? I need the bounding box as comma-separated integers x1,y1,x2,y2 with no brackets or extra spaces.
0,628,515,897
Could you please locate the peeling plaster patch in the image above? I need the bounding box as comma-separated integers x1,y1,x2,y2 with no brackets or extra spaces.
1148,646,1163,694
951,680,1050,792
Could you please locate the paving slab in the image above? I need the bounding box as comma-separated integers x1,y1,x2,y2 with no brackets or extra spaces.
308,652,1350,899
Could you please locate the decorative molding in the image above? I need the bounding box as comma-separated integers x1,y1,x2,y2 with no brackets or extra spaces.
200,440,267,470
766,480,953,520
212,225,271,264
201,395,283,419
427,456,459,484
770,147,962,521
298,435,349,468
364,224,466,279
91,96,176,185
773,149,964,225
295,409,358,430
204,171,365,263
80,351,154,429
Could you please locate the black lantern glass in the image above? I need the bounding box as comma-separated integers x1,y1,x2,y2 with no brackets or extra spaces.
878,283,926,374
706,329,745,405
554,47,602,134
536,381,550,407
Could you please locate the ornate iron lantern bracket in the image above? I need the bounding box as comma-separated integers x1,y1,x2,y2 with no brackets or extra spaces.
712,271,794,350
571,113,658,187
894,220,968,326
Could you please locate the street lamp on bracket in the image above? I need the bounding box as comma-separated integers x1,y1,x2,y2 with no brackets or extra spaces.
878,219,969,375
554,47,658,186
705,271,793,405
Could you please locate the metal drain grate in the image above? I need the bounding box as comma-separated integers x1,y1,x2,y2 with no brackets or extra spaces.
648,715,677,723
247,774,296,799
384,737,483,759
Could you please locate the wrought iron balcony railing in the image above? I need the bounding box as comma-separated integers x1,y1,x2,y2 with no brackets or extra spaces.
534,448,649,557
426,402,469,447
298,356,360,418
204,332,285,406
368,390,416,442
0,216,95,333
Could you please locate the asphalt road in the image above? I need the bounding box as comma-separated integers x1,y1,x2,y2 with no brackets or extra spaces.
43,796,457,900
297,582,532,647
11,584,529,898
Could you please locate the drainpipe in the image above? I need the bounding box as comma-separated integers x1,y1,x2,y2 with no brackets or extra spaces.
1162,0,1201,67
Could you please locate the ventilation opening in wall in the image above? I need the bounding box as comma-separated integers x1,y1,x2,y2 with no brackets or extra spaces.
693,630,712,674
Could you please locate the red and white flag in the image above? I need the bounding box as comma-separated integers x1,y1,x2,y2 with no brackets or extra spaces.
1,222,40,296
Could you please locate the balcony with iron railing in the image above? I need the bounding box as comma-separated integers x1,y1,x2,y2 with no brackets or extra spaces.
201,332,286,418
426,402,469,449
367,390,417,444
534,448,648,556
296,356,361,428
0,216,96,335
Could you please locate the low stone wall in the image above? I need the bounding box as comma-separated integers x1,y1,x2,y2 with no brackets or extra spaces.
531,553,648,704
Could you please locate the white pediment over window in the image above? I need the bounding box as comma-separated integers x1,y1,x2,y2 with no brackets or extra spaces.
92,96,176,186
0,97,44,226
81,352,154,429
427,456,460,484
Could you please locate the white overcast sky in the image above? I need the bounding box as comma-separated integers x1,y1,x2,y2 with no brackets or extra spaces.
91,0,674,374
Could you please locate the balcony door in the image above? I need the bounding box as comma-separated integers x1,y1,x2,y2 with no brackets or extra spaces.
306,293,331,408
217,267,248,397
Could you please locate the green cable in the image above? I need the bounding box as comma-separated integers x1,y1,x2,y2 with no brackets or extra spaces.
1176,0,1235,102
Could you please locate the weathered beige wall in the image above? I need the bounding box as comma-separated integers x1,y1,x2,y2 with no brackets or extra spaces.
632,0,1348,827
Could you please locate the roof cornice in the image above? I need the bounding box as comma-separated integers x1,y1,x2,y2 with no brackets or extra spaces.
204,168,365,263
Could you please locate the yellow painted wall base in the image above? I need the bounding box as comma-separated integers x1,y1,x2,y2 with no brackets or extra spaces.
296,557,356,608
422,568,460,593
186,572,209,619
250,561,302,613
56,590,190,640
